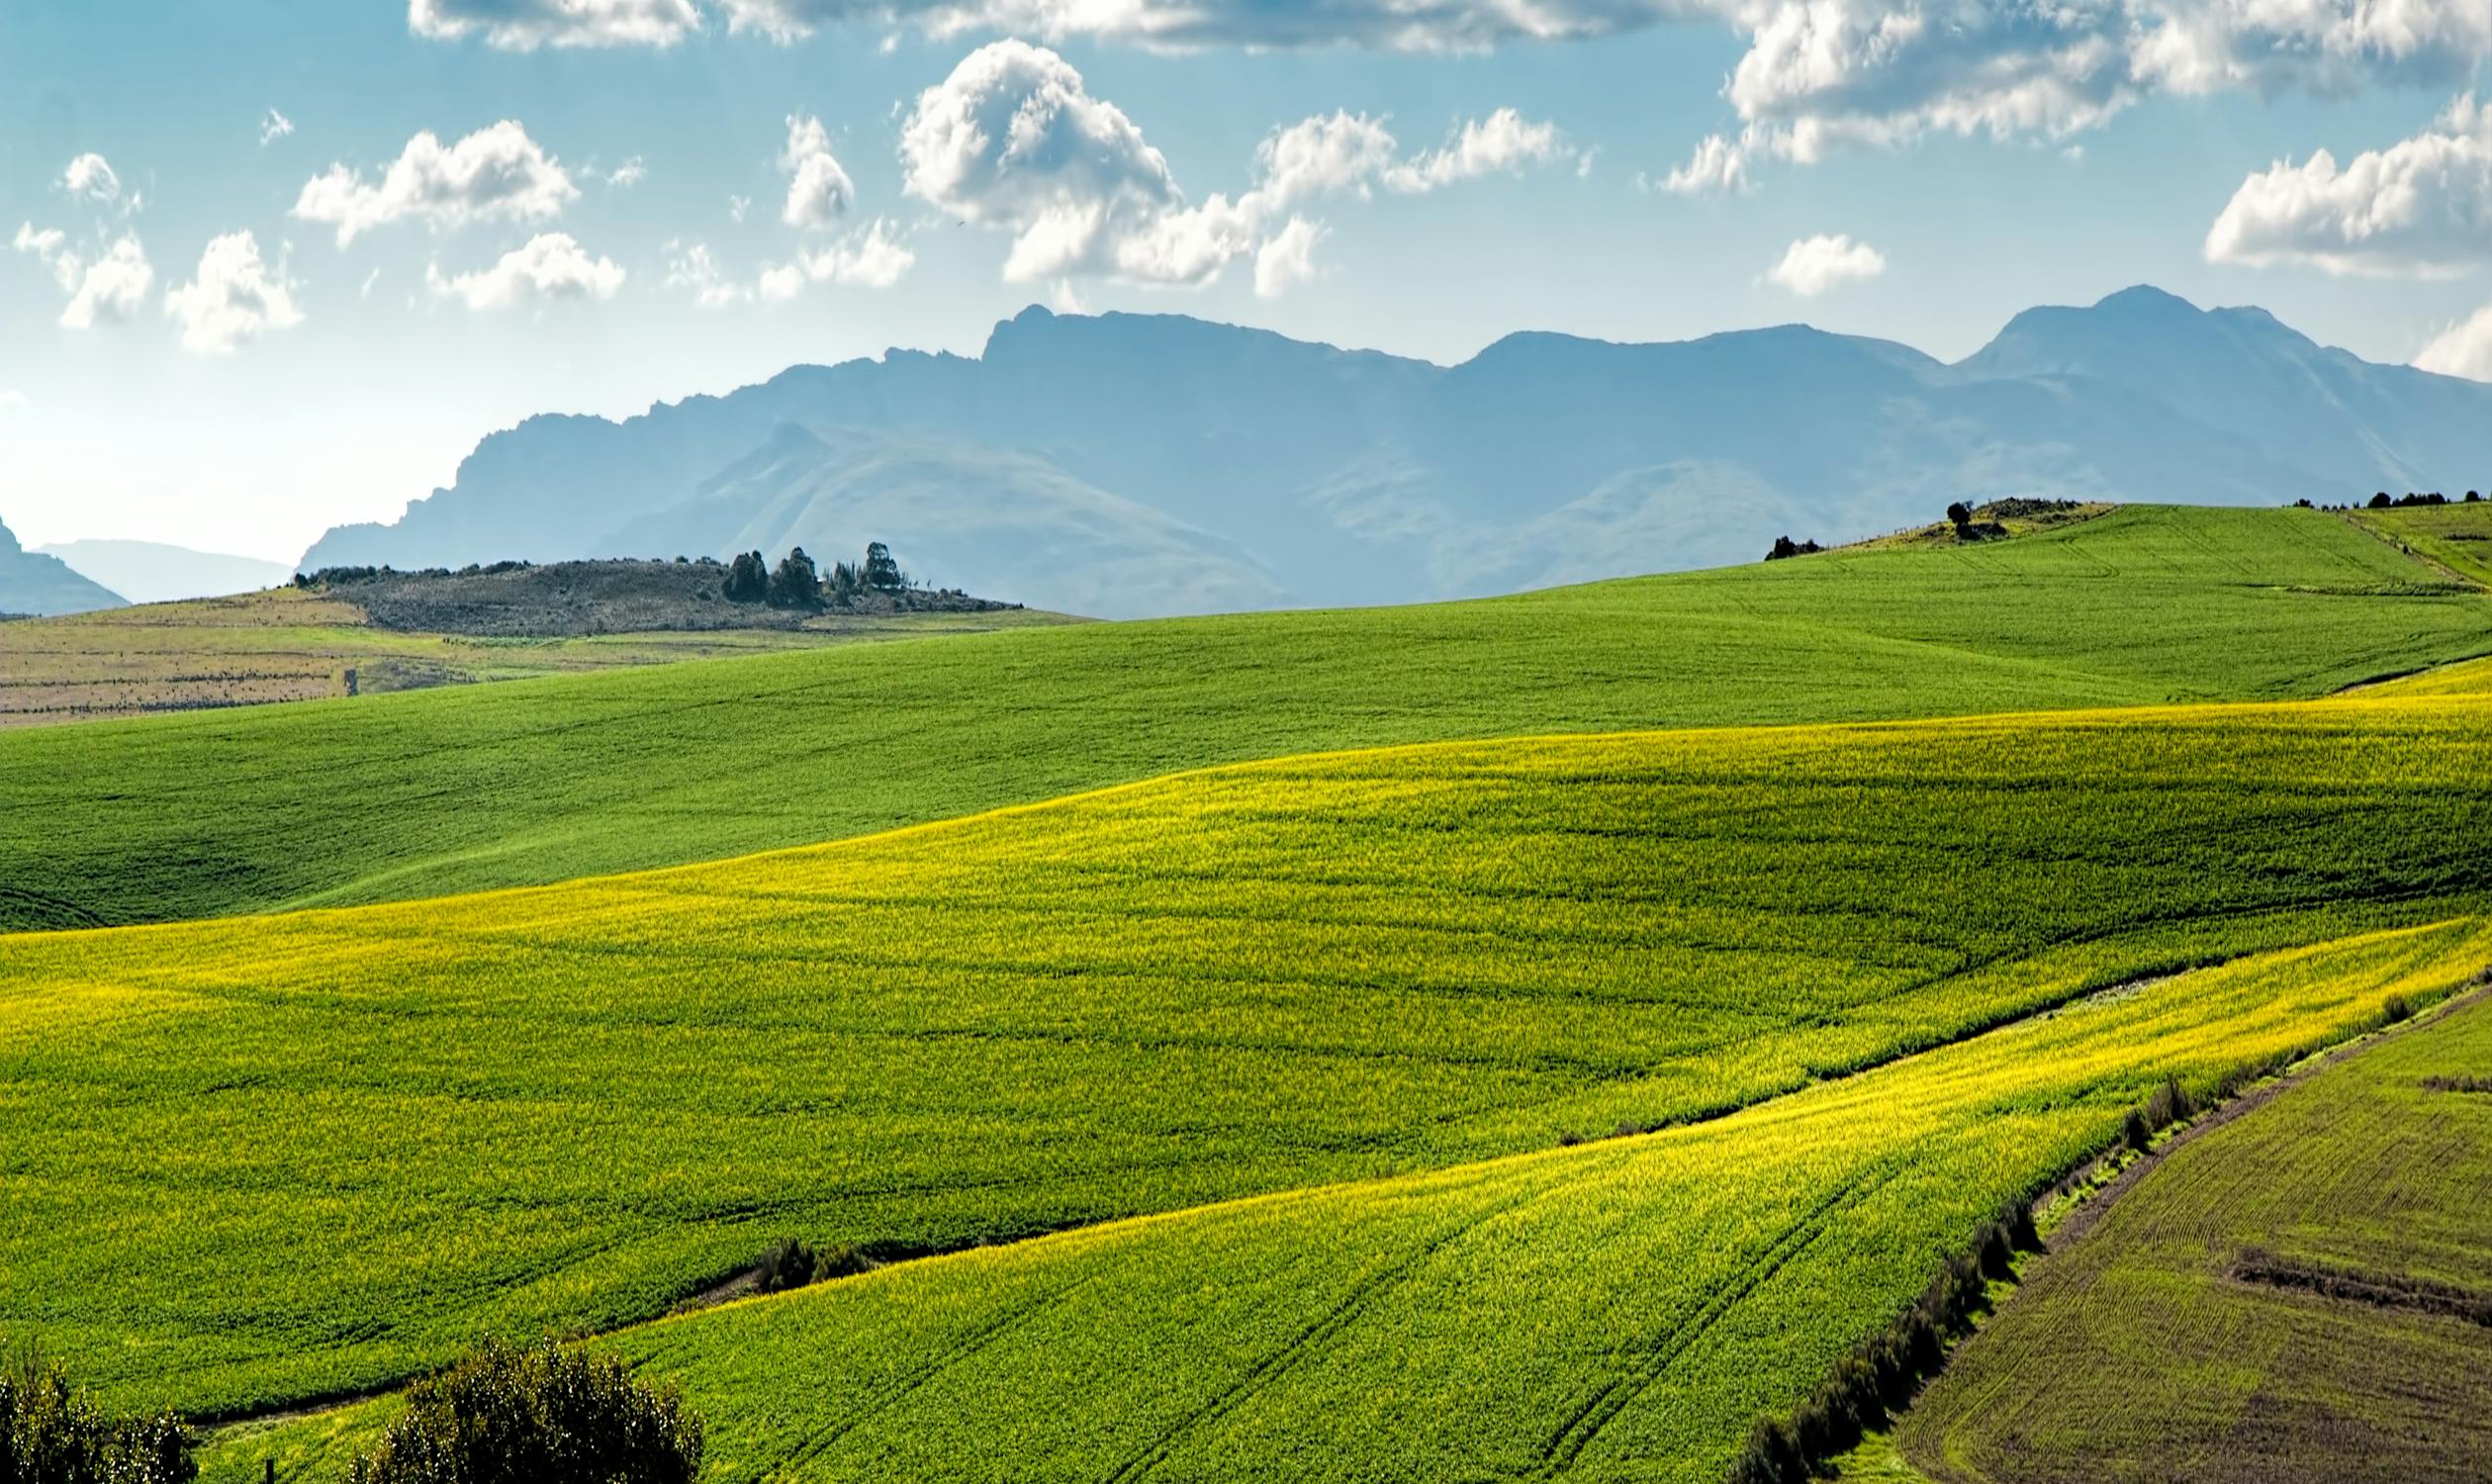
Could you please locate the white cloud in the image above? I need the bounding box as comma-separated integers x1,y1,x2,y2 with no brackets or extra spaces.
62,153,123,205
729,193,754,222
409,0,701,48
293,121,578,246
1384,108,1569,190
429,232,626,311
902,42,1564,288
605,155,648,187
165,231,305,354
260,109,296,146
1660,132,1752,195
667,240,750,306
2205,95,2492,276
1253,216,1325,298
2416,302,2492,381
1765,232,1887,296
15,224,153,328
798,217,917,287
780,114,857,229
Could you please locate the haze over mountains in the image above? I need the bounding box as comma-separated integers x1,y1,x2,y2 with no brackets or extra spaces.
38,540,294,606
305,286,2492,617
0,517,126,617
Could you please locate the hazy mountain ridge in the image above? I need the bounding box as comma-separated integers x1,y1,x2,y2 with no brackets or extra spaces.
37,539,293,605
0,517,126,616
302,287,2492,615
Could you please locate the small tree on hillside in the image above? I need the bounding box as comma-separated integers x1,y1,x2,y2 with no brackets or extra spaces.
862,541,905,592
768,547,822,608
721,550,770,603
1945,501,1973,532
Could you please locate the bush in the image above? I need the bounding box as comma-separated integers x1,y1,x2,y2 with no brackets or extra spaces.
1725,1417,1804,1484
720,551,769,603
0,1346,195,1484
2380,993,2414,1025
752,1236,868,1295
2122,1107,2153,1154
767,548,822,609
343,1338,702,1484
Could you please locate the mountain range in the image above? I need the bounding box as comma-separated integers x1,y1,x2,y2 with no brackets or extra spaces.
38,540,294,606
304,286,2492,617
0,517,125,617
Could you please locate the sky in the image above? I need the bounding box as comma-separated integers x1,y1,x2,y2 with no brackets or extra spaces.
4,0,2490,564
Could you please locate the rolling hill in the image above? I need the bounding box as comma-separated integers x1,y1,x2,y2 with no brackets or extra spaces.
299,288,2492,614
11,696,2492,1424
35,539,294,605
1897,987,2492,1483
0,514,125,616
5,506,2488,933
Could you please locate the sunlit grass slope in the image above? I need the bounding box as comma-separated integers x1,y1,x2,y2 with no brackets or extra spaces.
1895,986,2492,1484
9,695,2492,1416
205,919,2492,1484
2346,500,2492,588
4,505,2485,931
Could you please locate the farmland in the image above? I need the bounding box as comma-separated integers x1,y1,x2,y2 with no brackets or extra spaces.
2346,501,2492,589
5,694,2491,1426
0,585,1069,729
6,503,2489,932
196,918,2492,1483
1893,982,2492,1484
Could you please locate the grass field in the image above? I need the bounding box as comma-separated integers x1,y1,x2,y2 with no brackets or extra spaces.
1896,987,2492,1483
6,694,2492,1423
2346,502,2492,588
4,504,2487,932
196,917,2492,1483
0,587,1071,729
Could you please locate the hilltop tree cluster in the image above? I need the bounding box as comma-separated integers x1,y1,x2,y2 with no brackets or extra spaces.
721,541,913,609
2300,491,2484,511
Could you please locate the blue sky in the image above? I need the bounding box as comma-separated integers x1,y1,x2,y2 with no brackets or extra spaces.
4,0,2489,561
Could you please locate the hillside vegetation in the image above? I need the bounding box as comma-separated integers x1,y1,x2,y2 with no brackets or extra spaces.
0,586,1068,733
3,504,2486,931
199,918,2492,1483
1896,990,2492,1483
7,694,2491,1423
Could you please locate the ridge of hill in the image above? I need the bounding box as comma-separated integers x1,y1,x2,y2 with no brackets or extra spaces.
3,505,2486,933
0,514,125,617
298,288,2492,615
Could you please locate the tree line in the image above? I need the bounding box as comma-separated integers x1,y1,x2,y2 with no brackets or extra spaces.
721,541,909,607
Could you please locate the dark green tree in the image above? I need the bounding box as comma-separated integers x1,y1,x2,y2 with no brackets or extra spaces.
721,550,770,603
1945,501,1973,531
768,547,822,608
344,1338,702,1484
862,541,905,592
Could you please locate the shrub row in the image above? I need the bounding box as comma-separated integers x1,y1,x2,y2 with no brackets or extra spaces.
344,1338,701,1484
1726,1202,2040,1484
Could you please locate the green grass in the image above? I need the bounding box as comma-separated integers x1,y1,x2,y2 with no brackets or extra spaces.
4,504,2487,932
1894,983,2492,1484
2346,501,2492,588
0,587,1073,733
7,694,2492,1421
197,918,2492,1484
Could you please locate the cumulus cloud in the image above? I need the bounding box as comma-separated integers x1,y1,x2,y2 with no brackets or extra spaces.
293,121,578,246
1658,133,1751,195
165,231,305,353
409,0,700,48
2416,302,2492,381
260,109,296,146
902,41,1564,287
62,153,123,205
780,115,857,228
14,224,153,328
1253,216,1325,298
1765,232,1887,296
429,232,625,310
2205,95,2492,276
795,217,915,286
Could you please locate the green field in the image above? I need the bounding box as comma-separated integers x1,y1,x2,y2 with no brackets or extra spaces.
5,693,2491,1427
5,505,2488,933
0,586,1071,731
1895,988,2492,1483
199,918,2492,1483
2348,502,2492,588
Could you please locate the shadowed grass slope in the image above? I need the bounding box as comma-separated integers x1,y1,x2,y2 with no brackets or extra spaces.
3,505,2486,932
1895,985,2492,1484
202,919,2492,1484
6,694,2491,1417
